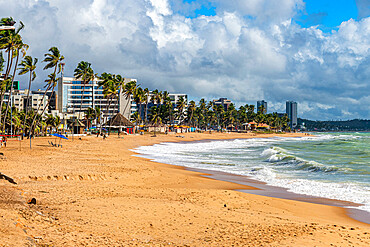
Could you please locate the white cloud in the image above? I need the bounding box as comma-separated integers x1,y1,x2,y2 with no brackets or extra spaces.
0,0,369,120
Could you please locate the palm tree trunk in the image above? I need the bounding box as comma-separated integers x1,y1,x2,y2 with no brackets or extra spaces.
28,65,58,148
0,49,14,129
2,50,20,133
28,84,52,149
108,96,119,134
4,49,12,79
78,83,86,121
122,95,131,119
105,96,112,135
33,85,57,133
22,71,32,134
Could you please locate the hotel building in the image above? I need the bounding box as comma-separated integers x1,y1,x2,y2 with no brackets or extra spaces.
58,76,187,122
257,100,267,113
213,98,232,111
58,76,136,119
286,101,298,129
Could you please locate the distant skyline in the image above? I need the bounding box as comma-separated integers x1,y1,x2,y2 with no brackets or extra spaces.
1,0,369,120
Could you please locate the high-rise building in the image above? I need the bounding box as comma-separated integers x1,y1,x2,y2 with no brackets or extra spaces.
257,100,267,113
286,101,298,129
58,76,135,119
213,98,232,111
58,76,187,122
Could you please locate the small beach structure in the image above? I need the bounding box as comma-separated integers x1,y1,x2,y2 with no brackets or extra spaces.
104,113,135,134
256,123,270,130
73,120,85,134
248,122,257,130
148,125,168,134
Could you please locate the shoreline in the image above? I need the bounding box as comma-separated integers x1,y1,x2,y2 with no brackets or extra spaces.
1,132,369,246
133,134,370,225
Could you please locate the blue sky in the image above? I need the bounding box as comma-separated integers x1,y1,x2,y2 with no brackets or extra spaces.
296,0,359,30
185,0,360,30
1,0,369,120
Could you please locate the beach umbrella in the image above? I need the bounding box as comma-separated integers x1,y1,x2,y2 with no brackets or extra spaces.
51,133,68,140
50,133,68,147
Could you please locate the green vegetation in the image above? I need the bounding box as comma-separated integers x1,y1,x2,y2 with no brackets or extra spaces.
299,118,370,131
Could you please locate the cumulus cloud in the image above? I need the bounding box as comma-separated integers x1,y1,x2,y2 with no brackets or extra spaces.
0,0,369,120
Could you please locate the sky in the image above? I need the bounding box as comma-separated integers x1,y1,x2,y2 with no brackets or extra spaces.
0,0,369,120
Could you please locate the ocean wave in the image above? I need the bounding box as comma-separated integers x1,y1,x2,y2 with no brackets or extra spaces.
261,147,352,174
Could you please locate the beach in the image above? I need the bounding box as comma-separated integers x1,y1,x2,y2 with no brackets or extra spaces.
0,132,369,246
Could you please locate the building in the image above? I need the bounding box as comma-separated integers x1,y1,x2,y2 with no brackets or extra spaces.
32,90,57,111
3,89,49,114
286,101,298,129
213,98,232,111
58,76,187,122
58,76,135,119
257,100,267,113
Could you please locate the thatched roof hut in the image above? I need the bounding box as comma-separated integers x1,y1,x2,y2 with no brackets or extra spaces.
104,113,134,127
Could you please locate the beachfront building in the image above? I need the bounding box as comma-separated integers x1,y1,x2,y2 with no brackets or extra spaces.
3,89,49,114
58,76,136,120
257,100,267,113
32,90,57,111
58,76,141,121
213,98,232,111
286,101,298,129
57,76,188,123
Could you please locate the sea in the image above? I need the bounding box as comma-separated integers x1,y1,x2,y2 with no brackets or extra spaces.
134,132,370,213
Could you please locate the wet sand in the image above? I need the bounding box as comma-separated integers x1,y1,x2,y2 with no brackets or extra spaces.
0,132,369,246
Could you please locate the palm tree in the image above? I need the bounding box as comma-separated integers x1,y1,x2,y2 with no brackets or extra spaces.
149,106,162,137
122,80,137,119
94,106,101,128
99,73,119,133
133,86,145,125
29,47,64,148
84,107,96,129
143,88,150,124
0,52,4,73
0,19,27,133
152,89,162,107
176,96,186,125
1,39,28,133
74,61,94,120
187,100,196,126
18,55,37,133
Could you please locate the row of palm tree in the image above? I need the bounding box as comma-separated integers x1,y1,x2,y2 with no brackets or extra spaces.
79,68,290,132
185,101,290,131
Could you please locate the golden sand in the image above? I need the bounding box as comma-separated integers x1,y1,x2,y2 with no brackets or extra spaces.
0,132,369,246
